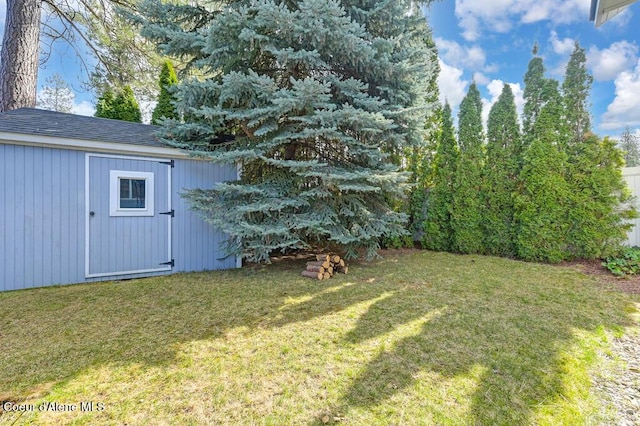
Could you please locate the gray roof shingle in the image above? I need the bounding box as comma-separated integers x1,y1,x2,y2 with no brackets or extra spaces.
0,108,165,148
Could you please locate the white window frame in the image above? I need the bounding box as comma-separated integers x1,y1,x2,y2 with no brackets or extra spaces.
109,170,155,216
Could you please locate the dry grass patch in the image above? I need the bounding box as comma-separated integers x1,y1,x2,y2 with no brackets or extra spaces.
0,250,638,425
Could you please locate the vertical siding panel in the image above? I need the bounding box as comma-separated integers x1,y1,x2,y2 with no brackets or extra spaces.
0,145,9,290
172,158,238,273
175,159,187,271
100,158,111,274
56,148,64,284
42,147,52,285
52,148,61,284
173,162,180,271
75,150,85,280
174,159,185,271
57,149,70,284
113,158,123,273
61,148,73,283
32,147,44,287
15,146,27,289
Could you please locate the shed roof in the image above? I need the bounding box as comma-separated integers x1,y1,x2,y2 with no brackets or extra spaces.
0,108,164,148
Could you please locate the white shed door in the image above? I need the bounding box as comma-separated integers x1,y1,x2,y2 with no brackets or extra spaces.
86,154,172,278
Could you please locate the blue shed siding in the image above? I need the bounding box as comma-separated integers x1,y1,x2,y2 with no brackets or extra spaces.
1,144,86,291
0,143,237,292
172,158,238,272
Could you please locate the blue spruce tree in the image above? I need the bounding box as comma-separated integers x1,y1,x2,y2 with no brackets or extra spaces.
135,0,437,261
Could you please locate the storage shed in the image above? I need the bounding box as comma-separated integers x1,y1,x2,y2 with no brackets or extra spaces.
0,108,240,292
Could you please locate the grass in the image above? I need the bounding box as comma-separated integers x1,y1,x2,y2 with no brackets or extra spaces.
0,250,638,425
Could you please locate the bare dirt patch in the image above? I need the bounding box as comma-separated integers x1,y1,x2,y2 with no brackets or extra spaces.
564,259,640,295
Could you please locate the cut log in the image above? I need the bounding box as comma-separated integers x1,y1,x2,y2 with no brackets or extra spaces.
339,259,345,267
332,255,341,264
343,266,348,274
302,270,323,280
316,254,331,262
307,261,331,269
306,265,325,273
322,272,331,280
326,266,333,275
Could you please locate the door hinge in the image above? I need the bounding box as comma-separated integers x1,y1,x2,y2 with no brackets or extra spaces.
159,159,174,168
160,259,175,267
160,209,175,217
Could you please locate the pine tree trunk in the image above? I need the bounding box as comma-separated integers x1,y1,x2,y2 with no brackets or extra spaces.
0,0,42,112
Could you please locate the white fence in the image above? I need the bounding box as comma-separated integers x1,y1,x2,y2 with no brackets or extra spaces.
623,167,640,247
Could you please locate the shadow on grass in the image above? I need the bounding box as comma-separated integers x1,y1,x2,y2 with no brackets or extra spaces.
0,264,328,401
321,254,635,424
0,251,636,425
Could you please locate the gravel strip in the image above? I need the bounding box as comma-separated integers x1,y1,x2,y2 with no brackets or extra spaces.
593,330,640,426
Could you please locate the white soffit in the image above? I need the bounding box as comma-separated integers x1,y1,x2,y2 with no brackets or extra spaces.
592,0,638,26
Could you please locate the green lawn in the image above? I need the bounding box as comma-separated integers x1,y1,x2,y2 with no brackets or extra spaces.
1,250,638,425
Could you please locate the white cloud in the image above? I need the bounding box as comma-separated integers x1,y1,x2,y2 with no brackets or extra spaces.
435,38,487,71
454,0,514,41
588,41,638,81
473,71,490,85
550,31,575,56
601,59,640,130
481,79,505,127
437,59,468,111
72,100,95,116
455,0,590,41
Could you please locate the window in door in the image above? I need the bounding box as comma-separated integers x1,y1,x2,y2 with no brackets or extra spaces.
109,170,155,216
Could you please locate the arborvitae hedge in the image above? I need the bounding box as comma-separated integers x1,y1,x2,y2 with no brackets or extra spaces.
405,33,441,245
422,102,457,251
451,83,485,254
515,79,570,263
514,137,570,263
562,42,592,146
566,134,636,258
95,86,142,123
95,89,115,119
482,83,520,257
522,53,546,152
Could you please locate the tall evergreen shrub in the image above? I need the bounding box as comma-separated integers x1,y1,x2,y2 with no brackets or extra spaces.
522,47,546,153
515,80,570,263
562,42,592,147
422,102,457,251
405,33,441,244
482,83,520,257
151,60,179,124
452,82,485,254
95,85,142,123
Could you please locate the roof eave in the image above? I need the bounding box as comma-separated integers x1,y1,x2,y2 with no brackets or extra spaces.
0,131,189,158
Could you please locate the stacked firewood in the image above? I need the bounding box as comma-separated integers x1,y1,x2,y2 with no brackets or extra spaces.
302,254,348,280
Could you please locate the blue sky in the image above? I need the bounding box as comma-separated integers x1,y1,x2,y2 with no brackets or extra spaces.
425,0,640,138
0,1,639,137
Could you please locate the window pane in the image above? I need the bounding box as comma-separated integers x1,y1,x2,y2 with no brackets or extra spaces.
120,178,130,199
119,178,146,208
